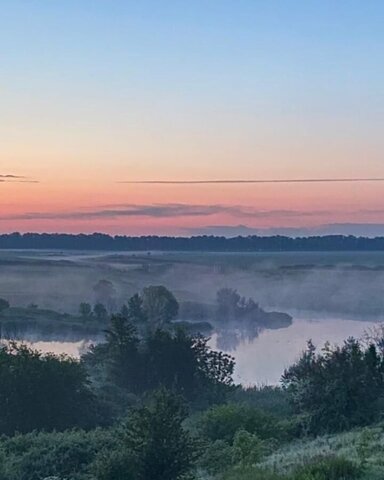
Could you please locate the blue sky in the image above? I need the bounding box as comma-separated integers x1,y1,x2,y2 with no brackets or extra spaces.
1,1,384,234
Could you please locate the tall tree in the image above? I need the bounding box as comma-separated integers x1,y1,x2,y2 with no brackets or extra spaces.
282,338,384,433
94,280,116,310
142,286,179,327
0,343,99,435
127,293,147,324
96,389,196,480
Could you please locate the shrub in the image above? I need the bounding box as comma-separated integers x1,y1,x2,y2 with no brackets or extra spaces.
197,440,234,475
92,450,137,480
232,430,269,466
0,428,116,480
221,456,362,480
292,455,362,480
222,466,285,480
0,343,103,435
199,403,288,444
94,389,197,480
282,339,384,434
232,386,293,418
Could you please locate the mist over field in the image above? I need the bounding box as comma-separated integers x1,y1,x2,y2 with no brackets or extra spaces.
0,249,382,384
1,250,384,318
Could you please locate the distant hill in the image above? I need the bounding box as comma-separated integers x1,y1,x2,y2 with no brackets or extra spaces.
2,232,384,251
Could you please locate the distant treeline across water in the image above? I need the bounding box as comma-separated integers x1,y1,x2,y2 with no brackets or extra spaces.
2,232,384,251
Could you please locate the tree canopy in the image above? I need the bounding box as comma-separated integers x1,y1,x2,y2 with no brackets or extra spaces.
84,315,234,404
0,342,101,435
282,338,384,434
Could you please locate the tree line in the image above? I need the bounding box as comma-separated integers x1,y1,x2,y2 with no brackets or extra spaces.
1,232,384,251
1,288,384,478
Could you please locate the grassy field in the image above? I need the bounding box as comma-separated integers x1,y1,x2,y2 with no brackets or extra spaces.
221,424,384,480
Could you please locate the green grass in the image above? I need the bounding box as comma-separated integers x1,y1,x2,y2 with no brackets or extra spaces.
219,424,384,480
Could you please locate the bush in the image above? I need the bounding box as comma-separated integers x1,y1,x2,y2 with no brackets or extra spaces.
199,403,289,444
0,428,116,480
221,456,361,480
92,450,137,480
222,466,285,480
232,429,270,466
197,440,234,475
0,343,103,435
94,389,197,480
232,386,293,418
282,339,384,434
84,318,234,405
292,455,362,480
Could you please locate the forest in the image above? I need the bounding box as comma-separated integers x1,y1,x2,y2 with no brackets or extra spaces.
0,287,384,479
2,233,384,252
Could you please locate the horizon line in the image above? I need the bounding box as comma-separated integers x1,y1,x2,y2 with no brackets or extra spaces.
119,177,384,185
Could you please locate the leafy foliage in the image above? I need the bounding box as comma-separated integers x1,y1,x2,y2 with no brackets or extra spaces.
282,339,384,433
142,285,179,327
84,316,234,404
292,455,362,480
222,456,362,480
94,303,108,321
94,389,197,480
0,343,102,435
0,428,115,480
126,293,147,323
231,385,293,418
93,280,116,308
199,403,290,444
216,288,262,322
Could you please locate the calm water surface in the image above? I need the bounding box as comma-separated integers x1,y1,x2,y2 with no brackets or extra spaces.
211,317,378,385
29,317,379,386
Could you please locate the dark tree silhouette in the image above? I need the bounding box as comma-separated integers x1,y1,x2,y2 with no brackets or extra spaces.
0,298,10,314
93,280,116,309
2,232,384,252
142,286,179,327
95,389,196,480
84,316,234,404
127,293,147,323
79,302,92,318
282,338,384,433
0,343,99,435
94,303,108,321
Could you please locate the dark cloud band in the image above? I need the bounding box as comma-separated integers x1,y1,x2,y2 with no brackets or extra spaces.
0,175,24,178
0,174,40,183
0,174,39,184
0,204,331,221
120,178,384,184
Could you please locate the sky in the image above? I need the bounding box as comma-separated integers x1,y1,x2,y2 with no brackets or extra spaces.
1,0,384,236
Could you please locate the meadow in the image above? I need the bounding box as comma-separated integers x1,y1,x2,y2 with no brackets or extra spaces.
2,250,384,316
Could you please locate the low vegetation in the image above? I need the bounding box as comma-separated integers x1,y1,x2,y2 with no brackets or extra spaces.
0,286,383,479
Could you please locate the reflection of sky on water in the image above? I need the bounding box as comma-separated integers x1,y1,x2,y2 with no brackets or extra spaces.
211,318,378,386
28,340,92,358
16,318,381,387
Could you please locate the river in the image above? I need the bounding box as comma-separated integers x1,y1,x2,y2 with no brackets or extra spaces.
26,316,379,386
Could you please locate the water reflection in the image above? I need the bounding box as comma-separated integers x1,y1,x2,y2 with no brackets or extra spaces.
28,340,92,357
10,317,380,387
215,324,261,351
211,317,378,386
